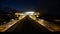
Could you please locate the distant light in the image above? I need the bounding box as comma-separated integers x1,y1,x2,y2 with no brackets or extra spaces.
26,12,34,13
10,19,14,22
24,11,34,15
36,15,39,17
25,11,34,14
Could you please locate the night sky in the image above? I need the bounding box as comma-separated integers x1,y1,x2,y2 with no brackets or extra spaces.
1,0,41,11
0,0,59,15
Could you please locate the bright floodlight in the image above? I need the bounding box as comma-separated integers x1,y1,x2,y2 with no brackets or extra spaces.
24,11,34,15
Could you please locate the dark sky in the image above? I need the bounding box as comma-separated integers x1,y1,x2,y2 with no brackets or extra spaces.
1,0,41,11
1,0,59,15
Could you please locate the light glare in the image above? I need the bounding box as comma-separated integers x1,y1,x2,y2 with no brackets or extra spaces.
24,11,34,15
